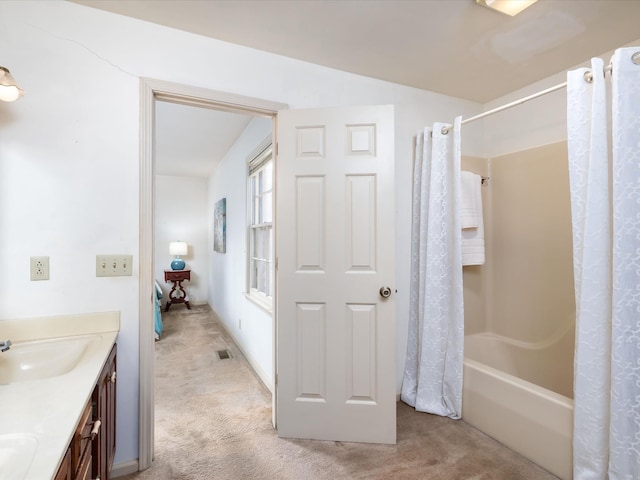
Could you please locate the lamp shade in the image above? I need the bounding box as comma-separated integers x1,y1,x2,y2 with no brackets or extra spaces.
0,67,24,102
169,241,188,256
169,241,188,270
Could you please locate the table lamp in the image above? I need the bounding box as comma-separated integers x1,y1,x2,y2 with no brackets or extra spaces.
169,241,188,270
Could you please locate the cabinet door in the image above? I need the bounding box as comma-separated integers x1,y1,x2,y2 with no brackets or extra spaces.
106,344,117,475
54,448,71,480
93,344,116,480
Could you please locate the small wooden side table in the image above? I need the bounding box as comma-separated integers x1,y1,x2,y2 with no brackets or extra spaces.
164,269,191,312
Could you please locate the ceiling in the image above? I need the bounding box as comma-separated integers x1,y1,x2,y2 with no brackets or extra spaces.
71,0,640,102
69,0,640,176
155,102,253,177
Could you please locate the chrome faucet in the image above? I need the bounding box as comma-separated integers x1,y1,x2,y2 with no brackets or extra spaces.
0,340,11,352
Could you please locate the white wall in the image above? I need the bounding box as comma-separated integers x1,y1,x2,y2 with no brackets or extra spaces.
480,37,640,158
155,175,209,305
479,71,568,159
208,117,274,385
0,0,486,467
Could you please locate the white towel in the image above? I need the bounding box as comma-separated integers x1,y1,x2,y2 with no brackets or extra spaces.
461,172,485,266
461,171,480,229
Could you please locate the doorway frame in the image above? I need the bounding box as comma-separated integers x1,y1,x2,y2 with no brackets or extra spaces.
138,77,287,470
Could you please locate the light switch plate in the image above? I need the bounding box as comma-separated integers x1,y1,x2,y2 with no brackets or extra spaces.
96,255,133,277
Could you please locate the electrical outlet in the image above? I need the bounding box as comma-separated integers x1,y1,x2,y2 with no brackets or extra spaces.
96,255,133,277
30,256,50,281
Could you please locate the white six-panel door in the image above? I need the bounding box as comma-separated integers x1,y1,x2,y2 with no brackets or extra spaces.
276,105,396,443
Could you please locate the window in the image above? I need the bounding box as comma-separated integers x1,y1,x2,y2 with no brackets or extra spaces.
248,142,273,308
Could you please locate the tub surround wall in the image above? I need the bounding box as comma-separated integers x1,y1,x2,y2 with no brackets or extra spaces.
462,142,575,351
461,156,490,336
461,142,575,480
466,331,574,399
488,141,575,345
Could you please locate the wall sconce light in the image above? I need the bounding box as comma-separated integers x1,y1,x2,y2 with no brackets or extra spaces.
0,67,24,102
169,241,188,270
476,0,538,16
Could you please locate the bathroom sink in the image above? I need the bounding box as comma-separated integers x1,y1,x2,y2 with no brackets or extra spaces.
0,433,38,479
0,335,101,384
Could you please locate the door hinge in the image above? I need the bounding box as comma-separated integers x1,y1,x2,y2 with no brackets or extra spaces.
275,257,279,271
276,142,279,156
275,373,278,386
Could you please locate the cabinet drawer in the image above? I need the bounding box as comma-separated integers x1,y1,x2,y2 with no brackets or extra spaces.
165,270,190,282
72,402,93,474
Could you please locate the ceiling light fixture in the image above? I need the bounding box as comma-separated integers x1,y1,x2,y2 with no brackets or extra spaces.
476,0,538,16
0,67,24,102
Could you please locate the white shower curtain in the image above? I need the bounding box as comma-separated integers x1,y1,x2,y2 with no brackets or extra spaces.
401,117,464,419
568,48,640,479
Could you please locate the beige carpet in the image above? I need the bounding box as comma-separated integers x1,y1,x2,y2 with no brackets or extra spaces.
119,305,558,480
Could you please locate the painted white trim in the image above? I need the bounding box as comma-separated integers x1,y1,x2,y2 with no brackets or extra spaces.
248,137,274,172
139,77,286,471
244,291,273,314
142,77,287,117
139,78,155,471
110,460,140,478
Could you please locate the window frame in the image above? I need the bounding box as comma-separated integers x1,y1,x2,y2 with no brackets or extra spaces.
246,139,274,311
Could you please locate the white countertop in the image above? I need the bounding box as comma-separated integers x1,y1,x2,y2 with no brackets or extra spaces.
0,312,120,480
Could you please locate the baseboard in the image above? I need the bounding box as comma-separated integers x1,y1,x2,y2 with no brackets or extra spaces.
110,459,139,478
211,306,274,394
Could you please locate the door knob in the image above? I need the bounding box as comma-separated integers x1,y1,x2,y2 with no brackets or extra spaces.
379,286,392,298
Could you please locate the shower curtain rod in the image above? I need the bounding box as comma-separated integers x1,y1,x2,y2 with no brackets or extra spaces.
441,63,613,135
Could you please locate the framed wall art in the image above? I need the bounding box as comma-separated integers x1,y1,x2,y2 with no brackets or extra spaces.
214,197,226,253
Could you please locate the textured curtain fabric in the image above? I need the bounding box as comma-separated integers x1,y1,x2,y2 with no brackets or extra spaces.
609,47,640,479
401,117,464,419
568,56,612,480
568,48,640,479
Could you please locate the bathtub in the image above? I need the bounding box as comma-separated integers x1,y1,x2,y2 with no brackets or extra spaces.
462,333,574,480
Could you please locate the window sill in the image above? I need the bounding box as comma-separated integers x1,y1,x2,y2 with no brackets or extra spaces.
244,292,273,315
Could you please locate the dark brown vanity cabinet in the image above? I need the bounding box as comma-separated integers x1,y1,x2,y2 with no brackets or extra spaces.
54,448,72,480
54,343,117,480
92,344,117,480
72,402,94,480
